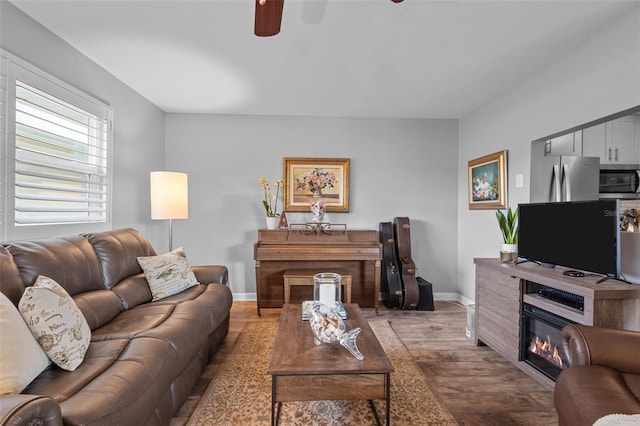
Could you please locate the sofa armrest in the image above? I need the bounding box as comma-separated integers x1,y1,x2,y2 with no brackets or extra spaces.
562,324,640,374
192,265,228,286
0,394,62,426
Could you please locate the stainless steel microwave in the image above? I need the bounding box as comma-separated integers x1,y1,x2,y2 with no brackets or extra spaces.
599,164,640,199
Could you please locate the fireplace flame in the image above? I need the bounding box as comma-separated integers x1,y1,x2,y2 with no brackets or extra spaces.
529,334,564,369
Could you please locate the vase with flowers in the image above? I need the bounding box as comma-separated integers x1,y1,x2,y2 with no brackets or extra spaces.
259,178,283,229
296,168,336,197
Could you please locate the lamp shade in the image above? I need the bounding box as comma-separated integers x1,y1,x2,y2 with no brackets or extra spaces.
150,171,189,220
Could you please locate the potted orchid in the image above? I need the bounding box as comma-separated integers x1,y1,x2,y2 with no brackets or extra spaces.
259,178,283,229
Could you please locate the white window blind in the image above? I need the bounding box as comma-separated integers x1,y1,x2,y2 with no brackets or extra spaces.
0,56,6,237
15,82,109,225
1,49,112,239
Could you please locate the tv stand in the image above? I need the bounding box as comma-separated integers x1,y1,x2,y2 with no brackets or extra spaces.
596,275,634,285
473,258,640,389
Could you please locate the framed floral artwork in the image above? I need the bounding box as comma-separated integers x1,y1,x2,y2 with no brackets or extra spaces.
468,150,507,210
283,157,350,212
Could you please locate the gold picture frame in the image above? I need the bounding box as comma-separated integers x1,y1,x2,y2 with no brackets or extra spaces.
468,150,507,210
283,157,350,212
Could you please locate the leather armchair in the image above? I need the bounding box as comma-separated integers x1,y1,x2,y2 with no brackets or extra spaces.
554,324,640,425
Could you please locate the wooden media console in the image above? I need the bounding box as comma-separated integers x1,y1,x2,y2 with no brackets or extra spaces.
473,258,640,388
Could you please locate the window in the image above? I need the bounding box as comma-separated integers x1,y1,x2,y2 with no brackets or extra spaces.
1,50,113,240
15,81,110,225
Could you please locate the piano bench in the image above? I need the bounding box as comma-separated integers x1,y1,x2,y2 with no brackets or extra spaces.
282,269,352,305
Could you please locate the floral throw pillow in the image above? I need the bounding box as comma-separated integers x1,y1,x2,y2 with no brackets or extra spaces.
137,247,200,301
18,276,91,371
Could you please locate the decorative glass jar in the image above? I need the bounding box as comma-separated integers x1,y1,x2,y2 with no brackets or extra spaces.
313,272,342,308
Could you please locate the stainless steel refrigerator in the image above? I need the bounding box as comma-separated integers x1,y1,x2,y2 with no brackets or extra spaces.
530,140,600,203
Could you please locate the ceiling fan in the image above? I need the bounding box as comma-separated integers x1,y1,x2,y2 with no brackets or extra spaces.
255,0,404,37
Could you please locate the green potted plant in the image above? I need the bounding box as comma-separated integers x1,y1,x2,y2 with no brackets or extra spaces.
496,207,518,261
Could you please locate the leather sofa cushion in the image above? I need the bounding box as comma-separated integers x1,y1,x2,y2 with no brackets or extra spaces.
6,236,104,295
23,339,131,401
91,304,174,341
94,284,232,373
24,336,176,425
91,285,231,344
136,284,233,369
84,228,156,289
73,290,124,331
109,274,153,309
0,246,25,305
624,373,640,401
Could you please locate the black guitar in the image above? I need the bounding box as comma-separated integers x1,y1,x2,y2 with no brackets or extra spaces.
393,217,420,310
379,222,403,309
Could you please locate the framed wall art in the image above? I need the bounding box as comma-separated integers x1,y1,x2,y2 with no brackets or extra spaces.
283,157,350,212
468,150,507,210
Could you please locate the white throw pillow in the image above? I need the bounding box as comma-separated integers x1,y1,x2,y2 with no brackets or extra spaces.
137,247,199,301
0,292,50,394
19,276,91,371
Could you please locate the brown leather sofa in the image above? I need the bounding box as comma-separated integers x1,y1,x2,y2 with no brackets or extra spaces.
554,324,640,425
0,228,233,425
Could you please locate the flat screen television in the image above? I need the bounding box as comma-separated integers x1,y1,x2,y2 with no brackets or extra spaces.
517,199,621,278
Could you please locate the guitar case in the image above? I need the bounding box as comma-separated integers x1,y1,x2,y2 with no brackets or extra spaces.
379,222,403,309
416,276,435,311
393,217,420,310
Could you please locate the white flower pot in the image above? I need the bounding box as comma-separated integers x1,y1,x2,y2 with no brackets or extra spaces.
500,243,518,263
265,216,279,230
501,243,517,253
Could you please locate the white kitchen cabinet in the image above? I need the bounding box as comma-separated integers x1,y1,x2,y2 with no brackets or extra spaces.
544,132,582,156
583,118,637,164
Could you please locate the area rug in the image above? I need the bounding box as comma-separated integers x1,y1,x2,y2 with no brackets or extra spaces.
187,320,457,425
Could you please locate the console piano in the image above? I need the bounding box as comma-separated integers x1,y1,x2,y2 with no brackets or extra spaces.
254,226,382,315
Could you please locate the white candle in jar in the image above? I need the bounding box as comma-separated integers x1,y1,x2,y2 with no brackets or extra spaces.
318,283,336,307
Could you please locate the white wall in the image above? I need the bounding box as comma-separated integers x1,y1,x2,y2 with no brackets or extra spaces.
0,2,166,242
457,7,640,301
165,114,460,299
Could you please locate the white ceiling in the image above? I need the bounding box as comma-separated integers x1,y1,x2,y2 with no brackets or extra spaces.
10,0,640,119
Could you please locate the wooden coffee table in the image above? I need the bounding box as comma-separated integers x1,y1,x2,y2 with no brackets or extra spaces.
267,303,394,425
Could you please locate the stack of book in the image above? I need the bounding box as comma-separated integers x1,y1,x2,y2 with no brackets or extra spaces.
301,301,347,320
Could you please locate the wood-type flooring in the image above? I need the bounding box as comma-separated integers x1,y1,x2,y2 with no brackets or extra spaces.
171,300,558,426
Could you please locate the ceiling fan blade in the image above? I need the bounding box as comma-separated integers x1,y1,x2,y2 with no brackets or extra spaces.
255,0,285,37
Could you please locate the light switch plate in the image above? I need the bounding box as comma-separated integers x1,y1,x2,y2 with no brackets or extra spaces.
516,174,524,188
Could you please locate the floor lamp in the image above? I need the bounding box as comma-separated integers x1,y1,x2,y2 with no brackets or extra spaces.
150,171,189,251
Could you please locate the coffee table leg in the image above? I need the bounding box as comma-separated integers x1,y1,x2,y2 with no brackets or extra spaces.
271,377,276,425
369,400,383,426
368,372,391,425
272,402,281,426
385,372,391,425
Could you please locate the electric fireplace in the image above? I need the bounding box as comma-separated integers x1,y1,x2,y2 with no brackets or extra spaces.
521,303,574,381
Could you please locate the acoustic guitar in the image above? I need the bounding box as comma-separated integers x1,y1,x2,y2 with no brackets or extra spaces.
393,217,420,310
379,222,403,309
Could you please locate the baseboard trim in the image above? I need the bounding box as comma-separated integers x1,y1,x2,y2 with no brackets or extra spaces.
232,292,473,305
